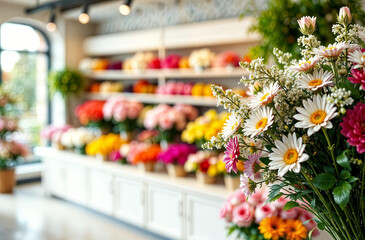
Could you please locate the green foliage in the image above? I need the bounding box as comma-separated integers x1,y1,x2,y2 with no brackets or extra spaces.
313,172,337,190
49,69,83,98
332,180,352,208
336,150,351,170
248,0,365,60
283,201,300,210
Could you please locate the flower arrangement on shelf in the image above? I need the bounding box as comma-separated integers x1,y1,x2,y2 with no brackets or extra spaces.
125,142,161,172
49,69,83,98
85,133,124,160
40,124,72,148
220,189,319,240
181,109,229,147
102,96,144,139
0,140,29,169
132,80,157,94
204,7,365,240
212,51,241,69
157,143,197,177
89,81,124,93
188,48,216,72
184,150,225,184
60,127,97,154
75,100,110,130
144,104,198,143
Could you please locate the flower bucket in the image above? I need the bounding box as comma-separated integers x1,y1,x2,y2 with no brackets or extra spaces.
224,175,240,192
137,162,155,173
166,164,186,177
0,169,15,193
196,171,216,184
52,142,65,150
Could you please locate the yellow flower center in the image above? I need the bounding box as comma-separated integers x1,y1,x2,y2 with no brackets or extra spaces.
299,60,311,66
231,122,239,130
284,148,298,164
310,110,327,124
260,93,270,102
326,46,335,50
308,79,323,87
255,117,268,130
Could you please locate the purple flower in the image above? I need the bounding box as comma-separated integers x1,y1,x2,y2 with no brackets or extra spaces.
223,136,240,173
244,153,261,179
157,143,197,166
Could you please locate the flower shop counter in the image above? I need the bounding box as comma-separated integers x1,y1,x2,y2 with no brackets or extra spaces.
35,147,230,240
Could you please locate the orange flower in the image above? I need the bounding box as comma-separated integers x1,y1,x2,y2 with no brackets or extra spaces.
258,216,286,240
285,219,308,240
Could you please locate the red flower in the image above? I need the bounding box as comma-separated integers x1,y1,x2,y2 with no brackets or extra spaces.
75,100,105,125
199,159,210,173
348,68,365,90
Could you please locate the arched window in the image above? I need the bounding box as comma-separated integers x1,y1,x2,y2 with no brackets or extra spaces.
0,22,50,157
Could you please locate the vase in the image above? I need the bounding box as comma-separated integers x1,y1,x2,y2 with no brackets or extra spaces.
224,175,240,191
0,168,15,193
196,171,216,184
166,164,186,177
137,162,155,173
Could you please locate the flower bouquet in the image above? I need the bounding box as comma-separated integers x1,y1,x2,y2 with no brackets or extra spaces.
220,189,319,240
181,109,228,148
85,133,124,161
75,100,110,132
188,48,216,72
0,118,18,138
157,143,197,177
144,104,198,147
184,150,225,184
126,142,161,172
205,7,365,240
103,95,144,141
60,127,97,154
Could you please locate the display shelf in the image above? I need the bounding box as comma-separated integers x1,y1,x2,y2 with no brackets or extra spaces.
82,68,247,80
84,92,228,107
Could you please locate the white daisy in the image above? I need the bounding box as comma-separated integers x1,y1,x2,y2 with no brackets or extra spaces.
312,42,349,59
348,49,365,69
297,69,334,91
358,30,365,43
289,57,319,72
268,133,309,177
243,107,274,138
222,113,242,139
293,95,338,136
248,82,280,109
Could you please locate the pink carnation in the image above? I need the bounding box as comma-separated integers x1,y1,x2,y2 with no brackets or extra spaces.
223,137,240,173
255,203,277,224
232,203,254,227
340,102,365,153
348,68,365,90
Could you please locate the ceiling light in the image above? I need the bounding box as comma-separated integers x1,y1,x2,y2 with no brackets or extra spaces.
46,9,57,32
119,0,132,15
79,4,90,24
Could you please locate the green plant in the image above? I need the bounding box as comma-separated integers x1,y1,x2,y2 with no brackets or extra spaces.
49,69,83,98
246,0,365,60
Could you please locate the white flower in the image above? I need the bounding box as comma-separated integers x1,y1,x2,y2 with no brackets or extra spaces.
294,95,338,136
348,49,365,69
338,6,352,24
358,31,365,43
312,42,349,58
222,113,241,139
297,16,316,35
297,69,334,91
248,82,280,109
243,107,274,138
289,57,319,72
268,133,309,177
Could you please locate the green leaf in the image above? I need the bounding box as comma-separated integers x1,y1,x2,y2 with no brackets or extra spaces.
259,157,270,165
308,228,315,240
310,198,316,208
302,220,311,225
348,176,359,183
336,150,351,170
323,166,335,175
314,219,325,230
270,192,283,202
267,184,282,202
333,181,352,208
313,173,337,190
283,201,299,211
264,145,273,152
340,170,351,180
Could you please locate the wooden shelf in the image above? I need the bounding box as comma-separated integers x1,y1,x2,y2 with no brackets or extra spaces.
85,92,221,107
83,68,247,80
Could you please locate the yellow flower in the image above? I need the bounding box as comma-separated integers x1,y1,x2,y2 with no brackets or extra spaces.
259,217,286,240
216,160,227,174
285,219,308,240
207,164,218,177
237,160,245,172
184,161,198,172
204,109,217,120
204,128,217,141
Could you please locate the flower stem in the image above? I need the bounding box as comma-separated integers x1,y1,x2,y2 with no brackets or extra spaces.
266,129,278,141
361,161,365,229
330,61,340,84
322,128,339,176
272,107,292,133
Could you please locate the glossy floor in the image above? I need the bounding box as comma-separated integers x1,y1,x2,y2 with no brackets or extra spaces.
0,182,166,240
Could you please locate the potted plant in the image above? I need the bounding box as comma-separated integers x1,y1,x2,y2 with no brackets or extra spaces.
157,143,197,177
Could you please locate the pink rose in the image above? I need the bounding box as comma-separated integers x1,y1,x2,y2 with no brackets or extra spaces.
183,82,193,95
255,203,277,224
232,203,254,227
144,116,157,130
165,82,177,95
159,113,174,130
113,104,128,122
273,196,288,209
280,207,299,219
230,189,246,205
247,188,267,206
299,211,320,237
127,101,143,119
175,82,185,95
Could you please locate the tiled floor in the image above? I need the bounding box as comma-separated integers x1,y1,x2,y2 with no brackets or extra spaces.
0,182,166,240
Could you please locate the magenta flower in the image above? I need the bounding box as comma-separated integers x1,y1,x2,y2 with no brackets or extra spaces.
348,68,365,90
340,102,365,153
244,153,261,179
157,143,197,166
224,136,240,173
